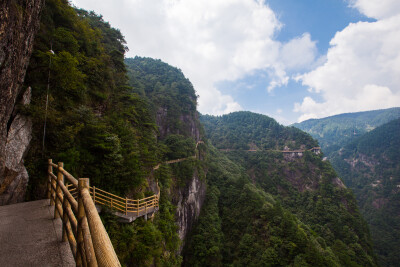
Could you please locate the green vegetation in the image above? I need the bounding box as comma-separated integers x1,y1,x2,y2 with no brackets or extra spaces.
184,112,377,266
330,118,400,266
125,57,202,140
21,1,381,266
201,112,317,150
24,0,158,197
293,107,400,156
22,1,203,265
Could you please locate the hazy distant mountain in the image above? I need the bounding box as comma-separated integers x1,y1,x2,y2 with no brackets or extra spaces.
330,118,400,266
293,107,400,156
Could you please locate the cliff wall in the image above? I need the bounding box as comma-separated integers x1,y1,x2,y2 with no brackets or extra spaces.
0,0,44,205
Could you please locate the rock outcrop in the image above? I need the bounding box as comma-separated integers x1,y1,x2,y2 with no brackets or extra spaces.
174,172,206,250
156,106,201,141
0,0,44,205
155,103,205,248
0,88,32,204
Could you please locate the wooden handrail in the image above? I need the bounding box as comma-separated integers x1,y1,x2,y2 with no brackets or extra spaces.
47,160,121,266
62,174,160,217
47,159,160,224
90,187,126,201
46,157,164,265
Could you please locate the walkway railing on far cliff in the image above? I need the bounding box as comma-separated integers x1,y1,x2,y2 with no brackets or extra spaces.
67,184,159,218
47,159,121,266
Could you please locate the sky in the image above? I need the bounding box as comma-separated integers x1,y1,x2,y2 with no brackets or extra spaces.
70,0,400,125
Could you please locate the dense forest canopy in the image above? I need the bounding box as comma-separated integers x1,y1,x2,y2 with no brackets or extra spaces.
22,0,207,265
293,107,400,156
330,118,400,266
201,111,318,150
185,112,377,266
125,57,202,140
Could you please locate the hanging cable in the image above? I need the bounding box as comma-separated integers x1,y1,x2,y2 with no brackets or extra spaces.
42,47,55,152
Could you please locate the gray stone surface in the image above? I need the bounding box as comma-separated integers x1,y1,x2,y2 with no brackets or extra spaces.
0,199,75,266
0,87,32,205
0,0,44,205
174,172,206,251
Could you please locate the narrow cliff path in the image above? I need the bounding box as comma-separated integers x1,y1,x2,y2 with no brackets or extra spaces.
0,199,74,266
153,141,204,170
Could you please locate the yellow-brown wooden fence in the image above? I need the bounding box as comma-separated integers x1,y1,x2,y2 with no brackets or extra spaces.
67,184,159,216
48,159,160,266
48,159,120,266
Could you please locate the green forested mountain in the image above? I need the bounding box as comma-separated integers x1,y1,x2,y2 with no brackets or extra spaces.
182,112,377,266
22,0,205,265
202,112,318,150
293,108,400,156
25,0,158,196
330,118,400,266
18,1,380,266
125,57,203,141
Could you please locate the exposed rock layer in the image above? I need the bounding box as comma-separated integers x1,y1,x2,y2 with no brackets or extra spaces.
0,0,44,205
155,105,205,247
174,172,206,249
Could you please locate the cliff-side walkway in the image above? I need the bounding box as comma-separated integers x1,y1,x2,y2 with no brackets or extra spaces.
0,199,74,266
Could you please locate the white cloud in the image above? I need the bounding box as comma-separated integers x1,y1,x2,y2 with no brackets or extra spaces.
280,33,318,70
295,2,400,122
349,0,400,19
71,0,319,115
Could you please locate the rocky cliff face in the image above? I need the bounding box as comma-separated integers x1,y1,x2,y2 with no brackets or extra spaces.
173,172,206,248
0,88,32,204
156,106,201,141
0,0,44,205
155,105,206,247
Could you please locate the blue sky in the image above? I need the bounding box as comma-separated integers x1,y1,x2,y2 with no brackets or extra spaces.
72,0,400,125
217,0,374,124
268,0,373,53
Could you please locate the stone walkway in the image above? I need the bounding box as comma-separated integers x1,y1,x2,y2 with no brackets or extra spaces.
0,199,75,266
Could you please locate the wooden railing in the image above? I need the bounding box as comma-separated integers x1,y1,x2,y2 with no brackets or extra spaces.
46,142,202,264
48,159,121,266
67,184,159,216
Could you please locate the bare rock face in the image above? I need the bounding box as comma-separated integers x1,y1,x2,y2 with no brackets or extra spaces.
0,88,32,204
174,172,206,250
156,106,201,141
0,0,44,205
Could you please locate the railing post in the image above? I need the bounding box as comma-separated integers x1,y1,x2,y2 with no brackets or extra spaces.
48,159,54,205
125,197,128,215
62,196,68,242
137,200,139,216
80,183,120,266
76,178,88,267
54,162,64,219
93,186,96,204
77,178,98,267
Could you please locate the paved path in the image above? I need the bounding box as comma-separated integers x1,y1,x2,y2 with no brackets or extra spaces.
0,199,75,266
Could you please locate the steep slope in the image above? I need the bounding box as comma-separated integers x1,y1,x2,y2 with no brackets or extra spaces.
185,145,347,267
202,111,317,150
0,0,44,205
183,111,377,266
20,0,204,265
24,0,158,198
293,107,400,156
125,57,202,141
125,56,207,250
330,118,400,266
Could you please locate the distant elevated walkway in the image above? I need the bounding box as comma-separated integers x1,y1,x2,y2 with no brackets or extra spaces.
0,199,74,266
